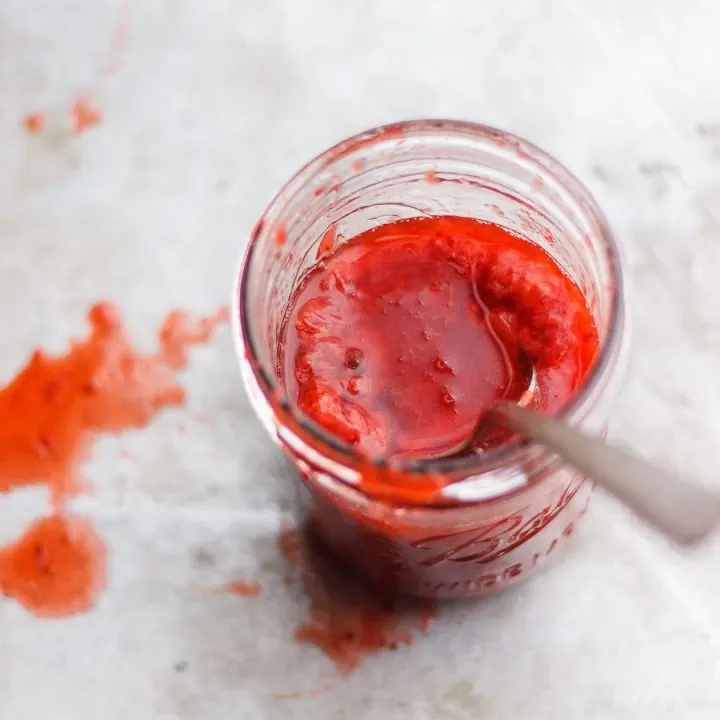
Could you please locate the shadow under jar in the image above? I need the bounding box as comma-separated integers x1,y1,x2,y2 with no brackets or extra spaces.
234,120,628,598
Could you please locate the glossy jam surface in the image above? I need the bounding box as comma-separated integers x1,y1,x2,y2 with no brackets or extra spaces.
282,216,598,460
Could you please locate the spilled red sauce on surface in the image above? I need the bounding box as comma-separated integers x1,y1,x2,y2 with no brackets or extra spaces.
71,97,102,134
22,113,45,134
224,580,262,598
19,99,102,137
20,6,130,135
282,216,598,466
0,303,228,617
0,514,106,618
159,306,229,369
279,526,436,674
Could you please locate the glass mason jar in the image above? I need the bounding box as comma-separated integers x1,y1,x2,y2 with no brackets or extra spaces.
233,120,628,599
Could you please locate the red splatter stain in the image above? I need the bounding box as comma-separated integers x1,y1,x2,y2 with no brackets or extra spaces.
22,113,45,135
350,158,366,172
21,5,130,137
279,526,436,674
0,514,106,618
424,168,440,184
159,306,229,369
71,98,102,134
225,580,261,598
316,225,337,260
0,302,228,617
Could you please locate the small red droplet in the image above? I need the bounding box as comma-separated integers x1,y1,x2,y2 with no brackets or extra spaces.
71,98,102,134
22,113,45,134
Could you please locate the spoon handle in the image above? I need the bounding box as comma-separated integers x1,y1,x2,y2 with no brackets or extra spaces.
495,403,720,545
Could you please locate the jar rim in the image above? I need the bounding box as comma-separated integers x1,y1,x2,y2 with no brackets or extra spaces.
233,119,625,496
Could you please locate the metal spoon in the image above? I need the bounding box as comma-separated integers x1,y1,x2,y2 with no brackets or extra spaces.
445,401,720,546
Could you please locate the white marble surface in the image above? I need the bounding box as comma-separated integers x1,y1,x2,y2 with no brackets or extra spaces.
2,1,720,718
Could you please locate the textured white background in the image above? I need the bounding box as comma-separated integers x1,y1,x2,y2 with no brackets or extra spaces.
2,1,720,718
